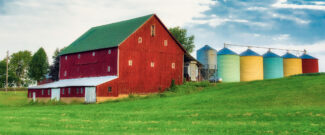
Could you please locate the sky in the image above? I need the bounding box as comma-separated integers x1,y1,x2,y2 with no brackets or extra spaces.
0,0,324,71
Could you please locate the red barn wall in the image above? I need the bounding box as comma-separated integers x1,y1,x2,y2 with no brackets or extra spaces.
115,15,184,94
302,59,319,73
60,87,85,97
59,47,118,80
28,89,51,98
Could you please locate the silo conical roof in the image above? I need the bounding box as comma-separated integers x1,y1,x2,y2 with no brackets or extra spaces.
240,49,260,56
300,54,318,59
198,45,216,51
263,51,281,58
282,52,298,58
217,47,238,55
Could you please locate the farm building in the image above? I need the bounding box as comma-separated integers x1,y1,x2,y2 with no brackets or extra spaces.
28,14,194,103
196,45,217,81
217,47,240,82
300,52,319,74
240,49,263,82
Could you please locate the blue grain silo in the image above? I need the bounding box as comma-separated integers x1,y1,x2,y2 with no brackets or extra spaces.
263,50,284,79
197,45,217,80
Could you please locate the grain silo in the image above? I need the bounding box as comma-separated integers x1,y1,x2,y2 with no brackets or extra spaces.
263,50,284,79
197,45,217,80
282,52,302,77
217,47,240,82
300,53,319,74
240,49,263,81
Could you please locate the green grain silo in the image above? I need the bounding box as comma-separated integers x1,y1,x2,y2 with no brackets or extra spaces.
217,47,240,82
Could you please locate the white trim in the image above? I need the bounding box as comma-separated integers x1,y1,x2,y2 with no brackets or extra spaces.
29,76,118,89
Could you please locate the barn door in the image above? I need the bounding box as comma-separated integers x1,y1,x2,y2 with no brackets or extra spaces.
32,92,36,102
51,88,60,101
85,87,96,103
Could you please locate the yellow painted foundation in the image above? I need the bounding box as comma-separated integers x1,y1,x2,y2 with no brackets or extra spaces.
240,56,264,81
28,97,51,102
96,94,129,103
283,58,302,77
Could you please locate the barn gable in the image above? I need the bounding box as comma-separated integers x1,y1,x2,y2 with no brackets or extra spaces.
60,14,154,55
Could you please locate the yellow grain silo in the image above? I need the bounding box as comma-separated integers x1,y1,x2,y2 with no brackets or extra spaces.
282,52,302,77
240,49,263,82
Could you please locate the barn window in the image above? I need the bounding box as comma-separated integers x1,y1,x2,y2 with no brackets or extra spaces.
62,89,65,94
42,90,44,95
172,63,175,69
65,56,68,60
128,60,133,66
78,54,81,59
64,71,67,77
81,88,83,94
108,49,111,54
48,89,50,95
76,88,79,94
164,40,168,46
92,52,96,56
107,66,111,72
108,87,112,93
68,88,71,95
29,92,31,98
151,25,155,37
138,37,142,43
150,62,155,67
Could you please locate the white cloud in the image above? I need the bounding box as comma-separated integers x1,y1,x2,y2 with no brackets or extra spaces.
270,12,310,24
273,0,325,11
272,34,290,41
0,0,216,63
191,15,268,27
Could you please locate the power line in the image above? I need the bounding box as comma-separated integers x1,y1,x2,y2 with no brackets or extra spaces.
224,43,306,53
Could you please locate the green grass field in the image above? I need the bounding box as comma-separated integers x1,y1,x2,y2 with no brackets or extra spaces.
1,74,325,135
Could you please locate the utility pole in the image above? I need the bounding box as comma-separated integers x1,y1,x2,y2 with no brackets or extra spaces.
5,51,9,93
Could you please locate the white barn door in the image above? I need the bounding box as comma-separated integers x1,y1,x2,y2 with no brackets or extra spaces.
85,87,96,103
51,88,60,101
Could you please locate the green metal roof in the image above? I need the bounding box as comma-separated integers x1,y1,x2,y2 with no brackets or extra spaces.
60,14,154,55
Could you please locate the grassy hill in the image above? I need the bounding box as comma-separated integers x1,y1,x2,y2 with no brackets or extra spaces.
0,73,325,134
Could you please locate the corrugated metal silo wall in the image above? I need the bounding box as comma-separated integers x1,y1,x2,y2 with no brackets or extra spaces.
197,49,208,67
217,55,240,82
207,49,217,69
283,58,302,77
263,57,284,79
302,59,319,73
240,56,264,81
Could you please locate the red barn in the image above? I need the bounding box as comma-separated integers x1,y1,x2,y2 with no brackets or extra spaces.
300,53,319,74
28,14,191,103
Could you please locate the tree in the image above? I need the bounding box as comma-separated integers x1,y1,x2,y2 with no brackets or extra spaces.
169,26,195,53
28,47,49,82
9,50,32,87
0,60,18,88
49,48,61,81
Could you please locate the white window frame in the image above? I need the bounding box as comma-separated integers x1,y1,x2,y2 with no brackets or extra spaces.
78,54,81,59
151,25,155,37
42,89,44,95
65,56,68,60
164,40,168,46
108,50,111,54
64,71,67,77
172,63,175,69
150,62,155,67
107,66,111,72
138,37,143,43
128,60,133,66
92,52,96,56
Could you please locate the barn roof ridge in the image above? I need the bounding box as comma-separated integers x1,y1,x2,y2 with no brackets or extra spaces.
59,14,154,55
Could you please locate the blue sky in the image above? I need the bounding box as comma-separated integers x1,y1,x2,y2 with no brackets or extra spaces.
0,0,324,71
